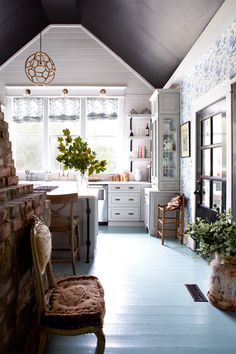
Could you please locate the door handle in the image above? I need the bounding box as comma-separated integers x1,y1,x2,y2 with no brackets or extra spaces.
194,190,201,195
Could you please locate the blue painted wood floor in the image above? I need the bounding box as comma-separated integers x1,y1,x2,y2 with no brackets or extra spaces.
46,226,236,354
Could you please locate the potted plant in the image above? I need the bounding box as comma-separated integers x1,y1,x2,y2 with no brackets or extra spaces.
185,209,236,311
56,128,107,188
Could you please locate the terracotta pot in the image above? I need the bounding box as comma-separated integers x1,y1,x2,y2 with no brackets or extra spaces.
208,252,236,311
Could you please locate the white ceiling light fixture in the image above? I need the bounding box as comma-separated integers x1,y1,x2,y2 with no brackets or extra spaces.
25,32,56,86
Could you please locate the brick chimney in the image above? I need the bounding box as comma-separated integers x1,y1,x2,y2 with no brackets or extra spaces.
0,107,50,354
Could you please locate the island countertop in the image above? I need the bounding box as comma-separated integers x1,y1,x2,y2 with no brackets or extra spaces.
19,180,99,198
19,180,151,191
88,180,151,185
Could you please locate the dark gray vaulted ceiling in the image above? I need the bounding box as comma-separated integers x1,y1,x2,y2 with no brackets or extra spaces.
0,0,225,87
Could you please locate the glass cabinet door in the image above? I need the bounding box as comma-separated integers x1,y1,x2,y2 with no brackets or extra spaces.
161,117,178,179
151,117,158,177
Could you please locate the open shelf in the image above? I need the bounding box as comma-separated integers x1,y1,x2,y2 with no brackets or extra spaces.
128,114,151,119
129,157,151,161
128,113,151,172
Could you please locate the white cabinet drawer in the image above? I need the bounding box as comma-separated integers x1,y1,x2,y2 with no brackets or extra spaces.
109,184,140,192
109,208,140,221
108,184,143,223
109,193,140,206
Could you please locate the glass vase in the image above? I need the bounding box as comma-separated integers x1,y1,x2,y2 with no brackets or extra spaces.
76,172,88,191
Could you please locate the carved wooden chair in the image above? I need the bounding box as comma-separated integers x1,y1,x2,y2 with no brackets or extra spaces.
30,217,105,354
156,193,185,245
47,193,80,275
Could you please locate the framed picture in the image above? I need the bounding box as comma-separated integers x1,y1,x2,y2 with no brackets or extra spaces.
180,121,190,157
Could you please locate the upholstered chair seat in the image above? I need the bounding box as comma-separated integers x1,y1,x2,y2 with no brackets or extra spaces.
42,275,105,329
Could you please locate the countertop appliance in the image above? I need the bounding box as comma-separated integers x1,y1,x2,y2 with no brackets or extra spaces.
88,183,108,224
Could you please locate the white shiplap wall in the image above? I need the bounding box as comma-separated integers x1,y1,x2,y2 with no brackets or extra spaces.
0,25,154,176
0,25,154,105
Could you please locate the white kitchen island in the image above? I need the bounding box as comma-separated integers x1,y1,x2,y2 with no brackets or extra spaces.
20,181,98,262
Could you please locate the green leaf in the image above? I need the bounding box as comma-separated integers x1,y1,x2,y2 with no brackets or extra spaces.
56,128,107,176
184,209,236,260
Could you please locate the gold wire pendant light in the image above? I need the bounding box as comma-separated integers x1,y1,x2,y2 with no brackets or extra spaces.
25,32,56,86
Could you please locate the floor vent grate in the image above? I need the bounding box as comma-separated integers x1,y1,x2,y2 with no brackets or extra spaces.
185,284,208,302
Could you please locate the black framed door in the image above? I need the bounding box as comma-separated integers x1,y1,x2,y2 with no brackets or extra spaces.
232,82,236,221
195,98,226,222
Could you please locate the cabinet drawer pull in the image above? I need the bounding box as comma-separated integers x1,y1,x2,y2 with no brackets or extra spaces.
115,198,120,201
129,198,134,201
115,186,120,189
129,187,134,189
115,212,120,215
128,212,134,215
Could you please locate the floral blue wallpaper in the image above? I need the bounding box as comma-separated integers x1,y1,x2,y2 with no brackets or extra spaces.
179,19,236,223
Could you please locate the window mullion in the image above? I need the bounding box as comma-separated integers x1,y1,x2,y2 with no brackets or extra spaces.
80,98,86,139
118,97,125,171
43,98,49,172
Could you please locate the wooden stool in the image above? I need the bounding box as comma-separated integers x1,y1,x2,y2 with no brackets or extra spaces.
47,193,80,275
156,193,185,245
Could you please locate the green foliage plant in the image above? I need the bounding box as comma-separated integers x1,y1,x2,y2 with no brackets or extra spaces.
185,209,236,262
56,128,107,176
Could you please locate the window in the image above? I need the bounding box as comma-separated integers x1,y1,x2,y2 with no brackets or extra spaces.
86,98,119,172
10,96,122,174
12,98,43,171
49,98,81,170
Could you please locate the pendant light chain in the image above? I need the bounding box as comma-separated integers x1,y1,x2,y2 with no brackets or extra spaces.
39,32,42,65
40,32,42,53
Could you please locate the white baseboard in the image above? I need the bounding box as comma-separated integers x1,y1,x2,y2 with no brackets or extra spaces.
108,221,144,227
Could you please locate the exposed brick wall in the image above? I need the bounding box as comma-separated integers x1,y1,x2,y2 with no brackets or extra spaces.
0,109,49,354
0,110,19,188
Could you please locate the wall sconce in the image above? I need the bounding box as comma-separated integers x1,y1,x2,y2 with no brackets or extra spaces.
25,32,56,86
100,89,106,96
24,89,31,96
62,88,69,96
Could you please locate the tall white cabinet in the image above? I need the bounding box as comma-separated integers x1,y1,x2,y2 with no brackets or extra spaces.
150,89,180,191
145,89,180,235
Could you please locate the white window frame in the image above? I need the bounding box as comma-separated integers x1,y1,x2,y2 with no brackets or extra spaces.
6,86,125,179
